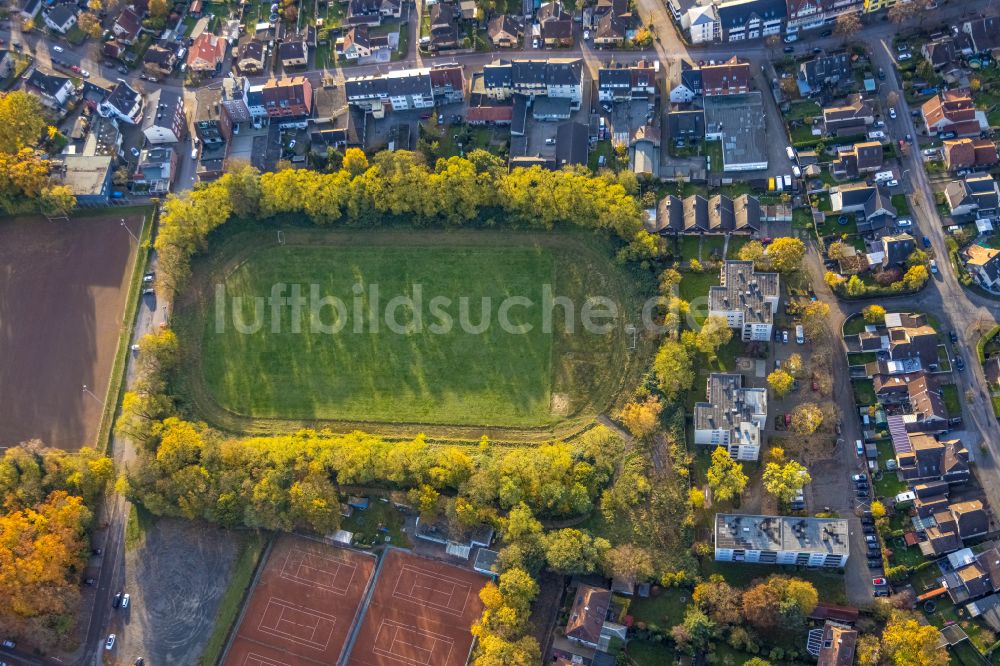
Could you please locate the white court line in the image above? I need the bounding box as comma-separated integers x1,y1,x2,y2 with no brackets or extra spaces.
372,619,455,666
256,597,337,651
390,565,473,617
243,653,292,666
279,547,359,596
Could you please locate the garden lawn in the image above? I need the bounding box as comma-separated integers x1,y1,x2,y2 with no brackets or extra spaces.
629,587,688,629
853,379,876,406
202,245,557,426
941,383,961,416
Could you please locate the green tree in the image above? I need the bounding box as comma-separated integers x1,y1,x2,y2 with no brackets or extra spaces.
863,304,886,324
543,529,610,575
653,339,695,400
0,91,47,154
790,402,824,434
765,237,806,273
767,369,794,397
762,459,811,503
695,315,733,361
706,447,748,502
681,606,716,651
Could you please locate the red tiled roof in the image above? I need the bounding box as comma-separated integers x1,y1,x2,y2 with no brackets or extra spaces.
467,105,513,122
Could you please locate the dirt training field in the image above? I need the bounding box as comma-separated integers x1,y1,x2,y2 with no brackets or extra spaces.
0,215,141,450
347,549,487,666
223,535,376,666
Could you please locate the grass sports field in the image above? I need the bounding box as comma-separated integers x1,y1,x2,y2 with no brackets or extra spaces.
180,229,652,439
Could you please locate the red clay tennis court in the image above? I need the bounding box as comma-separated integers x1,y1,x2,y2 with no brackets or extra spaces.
347,549,488,666
223,534,376,666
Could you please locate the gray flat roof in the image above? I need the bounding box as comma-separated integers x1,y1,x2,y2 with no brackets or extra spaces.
704,92,768,170
715,514,850,555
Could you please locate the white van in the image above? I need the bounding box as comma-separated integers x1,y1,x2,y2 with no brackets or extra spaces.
874,170,894,183
786,145,796,161
795,324,804,344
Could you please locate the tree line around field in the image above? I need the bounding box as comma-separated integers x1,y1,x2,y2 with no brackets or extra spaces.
152,150,660,301
0,443,114,648
0,91,77,216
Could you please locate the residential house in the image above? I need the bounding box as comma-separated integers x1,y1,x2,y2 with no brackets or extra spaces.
669,61,702,102
235,40,267,73
429,65,466,103
347,0,401,25
142,87,186,144
880,233,916,267
922,90,986,138
922,39,958,71
708,260,780,343
684,4,720,43
339,25,390,60
823,95,875,136
694,373,768,460
346,68,434,112
50,155,113,205
787,0,863,34
894,432,970,484
831,141,883,180
187,32,227,73
143,43,179,77
278,39,308,68
830,183,896,233
714,514,850,567
487,14,521,48
813,622,858,666
220,75,253,128
98,80,144,125
262,76,313,118
924,500,991,557
193,87,232,155
43,3,78,34
429,2,460,49
597,60,657,103
716,0,786,42
24,69,75,109
963,17,1000,57
946,174,1000,218
537,1,573,47
104,40,126,60
944,546,1000,604
482,58,583,107
594,11,629,46
942,138,998,172
132,146,177,194
565,585,619,650
667,108,705,145
21,0,41,21
631,124,658,175
965,244,1000,291
700,56,750,96
112,7,142,45
798,53,851,96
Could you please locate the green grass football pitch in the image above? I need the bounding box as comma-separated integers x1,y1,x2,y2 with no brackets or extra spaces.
201,243,575,427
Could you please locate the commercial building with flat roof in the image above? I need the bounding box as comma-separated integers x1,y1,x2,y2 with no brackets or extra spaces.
715,514,850,567
703,91,768,171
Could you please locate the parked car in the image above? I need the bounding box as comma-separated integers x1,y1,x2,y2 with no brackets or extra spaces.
812,47,822,54
785,145,795,161
105,635,115,650
896,217,912,228
113,593,122,608
782,330,789,343
930,259,938,274
922,235,931,248
121,593,130,609
52,45,64,53
954,356,966,371
1,640,13,649
130,147,140,158
873,577,888,586
888,107,897,119
783,46,794,53
878,67,886,80
886,179,899,187
856,440,865,456
950,330,958,343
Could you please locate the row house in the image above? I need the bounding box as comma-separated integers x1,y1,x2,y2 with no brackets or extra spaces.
786,0,862,34
650,193,767,235
942,138,998,172
345,66,466,113
347,0,401,26
482,58,583,108
701,56,750,96
339,25,391,60
597,60,658,103
717,0,785,42
262,77,313,118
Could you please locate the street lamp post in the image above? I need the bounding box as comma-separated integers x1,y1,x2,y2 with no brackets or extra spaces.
120,218,139,244
82,384,104,405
